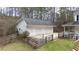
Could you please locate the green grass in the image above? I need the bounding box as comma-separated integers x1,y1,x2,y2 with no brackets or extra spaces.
0,42,33,51
0,39,75,51
37,39,75,51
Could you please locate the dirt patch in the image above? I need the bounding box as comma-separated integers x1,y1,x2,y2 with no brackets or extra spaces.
0,34,17,46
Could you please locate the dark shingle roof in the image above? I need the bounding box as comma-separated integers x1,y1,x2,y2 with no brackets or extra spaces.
74,8,79,14
62,21,79,26
24,18,53,25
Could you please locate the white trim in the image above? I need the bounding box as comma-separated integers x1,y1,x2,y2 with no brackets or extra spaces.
74,14,77,21
62,25,79,27
27,25,55,27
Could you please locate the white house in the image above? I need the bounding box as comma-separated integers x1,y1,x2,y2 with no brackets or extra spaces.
16,17,58,39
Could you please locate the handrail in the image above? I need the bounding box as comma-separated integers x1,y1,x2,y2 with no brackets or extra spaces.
31,33,53,36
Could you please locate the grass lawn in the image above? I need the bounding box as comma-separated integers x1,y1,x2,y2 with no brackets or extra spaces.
0,42,33,51
0,39,75,51
37,39,75,51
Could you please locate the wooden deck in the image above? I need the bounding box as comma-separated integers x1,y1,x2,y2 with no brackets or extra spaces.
63,32,79,39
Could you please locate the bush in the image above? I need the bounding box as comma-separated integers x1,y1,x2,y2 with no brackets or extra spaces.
19,31,30,38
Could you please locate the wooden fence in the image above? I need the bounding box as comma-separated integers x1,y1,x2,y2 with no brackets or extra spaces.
58,32,64,38
26,33,58,48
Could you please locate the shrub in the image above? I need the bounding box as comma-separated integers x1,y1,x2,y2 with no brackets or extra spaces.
19,31,30,38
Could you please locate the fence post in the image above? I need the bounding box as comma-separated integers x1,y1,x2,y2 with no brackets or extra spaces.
42,34,44,39
52,34,53,40
45,37,47,43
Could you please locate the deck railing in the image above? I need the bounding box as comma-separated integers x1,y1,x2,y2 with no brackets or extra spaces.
58,32,75,38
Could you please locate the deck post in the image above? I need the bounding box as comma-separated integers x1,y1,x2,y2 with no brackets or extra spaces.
42,34,44,39
64,26,65,37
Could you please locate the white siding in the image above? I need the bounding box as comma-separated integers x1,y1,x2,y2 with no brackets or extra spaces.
27,26,53,37
74,14,77,21
53,33,58,39
16,20,27,34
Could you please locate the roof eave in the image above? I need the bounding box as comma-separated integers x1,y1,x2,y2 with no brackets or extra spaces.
62,25,79,27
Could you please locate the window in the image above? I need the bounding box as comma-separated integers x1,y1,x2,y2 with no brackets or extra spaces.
77,15,79,22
